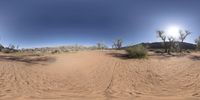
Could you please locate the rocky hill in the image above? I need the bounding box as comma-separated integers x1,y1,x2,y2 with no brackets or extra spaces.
126,42,196,50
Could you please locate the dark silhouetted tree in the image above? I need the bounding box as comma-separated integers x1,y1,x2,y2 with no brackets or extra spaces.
156,30,167,53
167,36,175,54
113,39,123,50
179,30,191,52
97,43,107,50
8,44,15,49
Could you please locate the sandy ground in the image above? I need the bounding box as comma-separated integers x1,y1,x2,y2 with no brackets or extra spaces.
0,50,200,100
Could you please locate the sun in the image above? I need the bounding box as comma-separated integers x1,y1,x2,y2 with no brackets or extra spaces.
166,26,180,38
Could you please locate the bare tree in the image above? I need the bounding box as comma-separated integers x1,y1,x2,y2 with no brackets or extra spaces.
167,36,175,54
96,43,107,50
179,30,191,52
156,30,167,53
113,39,123,50
195,36,200,50
8,44,15,49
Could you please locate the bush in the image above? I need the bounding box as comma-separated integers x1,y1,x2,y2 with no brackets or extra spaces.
195,36,200,50
1,48,17,53
51,50,60,54
126,45,148,58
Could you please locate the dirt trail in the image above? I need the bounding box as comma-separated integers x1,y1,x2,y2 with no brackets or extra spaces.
0,51,200,100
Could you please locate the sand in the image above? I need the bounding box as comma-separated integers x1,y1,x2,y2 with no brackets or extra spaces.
0,50,200,100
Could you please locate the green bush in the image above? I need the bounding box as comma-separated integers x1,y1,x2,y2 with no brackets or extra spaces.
126,45,148,58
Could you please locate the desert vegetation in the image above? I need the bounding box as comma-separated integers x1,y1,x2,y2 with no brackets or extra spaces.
156,30,191,54
20,45,94,54
126,45,148,58
96,42,108,50
112,39,123,49
0,44,19,53
157,31,167,53
195,36,200,50
179,30,191,52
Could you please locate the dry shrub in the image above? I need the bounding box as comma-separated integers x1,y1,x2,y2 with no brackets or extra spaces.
126,45,148,58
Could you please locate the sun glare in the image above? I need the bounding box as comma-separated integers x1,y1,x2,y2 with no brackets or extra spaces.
166,26,180,38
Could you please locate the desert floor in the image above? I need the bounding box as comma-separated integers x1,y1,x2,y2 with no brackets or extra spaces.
0,50,200,100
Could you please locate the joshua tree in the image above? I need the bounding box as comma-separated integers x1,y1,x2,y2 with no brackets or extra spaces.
8,44,15,49
156,30,167,53
179,30,191,52
113,39,123,50
96,43,107,50
167,36,175,54
195,36,200,50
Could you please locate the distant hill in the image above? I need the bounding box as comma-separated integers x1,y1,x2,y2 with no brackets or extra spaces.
126,42,196,50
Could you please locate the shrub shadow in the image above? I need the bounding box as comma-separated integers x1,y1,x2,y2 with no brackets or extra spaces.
189,55,200,61
106,52,133,60
107,52,188,60
0,55,56,65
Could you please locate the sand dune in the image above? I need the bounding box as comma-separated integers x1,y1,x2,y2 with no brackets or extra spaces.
0,51,200,100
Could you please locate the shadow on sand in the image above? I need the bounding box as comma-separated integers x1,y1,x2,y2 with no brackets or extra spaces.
0,55,56,64
106,52,132,60
189,55,200,61
107,51,189,60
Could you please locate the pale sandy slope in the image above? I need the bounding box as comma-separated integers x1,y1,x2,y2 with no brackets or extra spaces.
0,51,200,100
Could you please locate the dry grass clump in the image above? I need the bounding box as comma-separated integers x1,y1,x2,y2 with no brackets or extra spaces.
126,45,148,58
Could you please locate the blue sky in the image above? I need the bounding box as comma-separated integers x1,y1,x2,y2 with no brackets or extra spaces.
0,0,199,48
